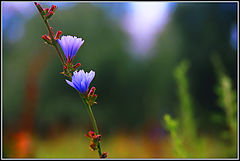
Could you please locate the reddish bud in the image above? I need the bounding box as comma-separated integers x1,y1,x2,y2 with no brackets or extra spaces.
90,142,97,151
88,87,96,97
46,11,54,19
42,35,50,40
100,152,108,158
54,30,62,40
42,35,52,44
93,134,101,141
92,94,98,99
63,66,67,70
89,131,95,137
44,8,49,15
42,34,47,40
50,5,56,12
73,63,81,69
85,131,95,138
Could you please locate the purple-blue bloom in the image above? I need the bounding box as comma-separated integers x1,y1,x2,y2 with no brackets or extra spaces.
57,35,84,62
66,69,95,94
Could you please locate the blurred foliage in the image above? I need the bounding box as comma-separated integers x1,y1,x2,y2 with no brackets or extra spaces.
173,60,196,142
164,58,237,158
164,114,187,158
212,53,237,153
3,2,237,158
164,60,204,158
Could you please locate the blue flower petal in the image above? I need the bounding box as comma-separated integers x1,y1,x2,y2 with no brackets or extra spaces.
66,69,95,94
66,79,76,89
58,35,84,62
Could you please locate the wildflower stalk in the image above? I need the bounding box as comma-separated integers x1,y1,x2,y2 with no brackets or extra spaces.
81,95,103,157
34,3,65,66
34,2,107,158
44,20,65,65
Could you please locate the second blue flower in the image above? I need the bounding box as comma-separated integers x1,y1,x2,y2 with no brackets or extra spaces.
66,69,95,94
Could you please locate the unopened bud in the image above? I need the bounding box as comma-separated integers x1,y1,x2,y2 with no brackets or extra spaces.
73,63,81,69
63,65,67,70
93,134,101,142
42,34,50,40
92,94,98,99
100,152,108,158
42,35,52,44
90,142,97,151
46,11,54,19
86,131,95,138
54,30,62,40
88,87,96,97
44,8,49,15
50,5,56,12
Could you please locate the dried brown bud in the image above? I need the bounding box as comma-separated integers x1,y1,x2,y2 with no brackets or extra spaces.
100,152,108,158
90,142,97,151
93,134,101,142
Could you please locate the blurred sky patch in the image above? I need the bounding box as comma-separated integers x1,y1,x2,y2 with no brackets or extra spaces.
121,2,176,58
2,2,236,55
2,2,76,44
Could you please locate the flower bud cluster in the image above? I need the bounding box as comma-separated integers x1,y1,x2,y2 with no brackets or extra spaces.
34,3,62,45
85,87,98,106
34,2,56,20
42,27,62,45
100,152,108,158
60,62,81,77
85,131,101,151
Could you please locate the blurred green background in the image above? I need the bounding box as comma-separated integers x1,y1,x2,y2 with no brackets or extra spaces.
2,2,238,158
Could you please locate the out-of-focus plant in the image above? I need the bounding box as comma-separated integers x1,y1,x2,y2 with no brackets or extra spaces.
164,114,187,158
34,2,107,158
211,54,237,152
164,60,207,158
165,57,237,158
217,76,237,142
173,60,197,143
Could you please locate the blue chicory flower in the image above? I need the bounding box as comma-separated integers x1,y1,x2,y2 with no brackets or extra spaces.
66,69,95,94
57,35,84,63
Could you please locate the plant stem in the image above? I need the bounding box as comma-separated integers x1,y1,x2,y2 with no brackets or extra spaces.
82,97,103,157
43,19,66,66
34,3,65,66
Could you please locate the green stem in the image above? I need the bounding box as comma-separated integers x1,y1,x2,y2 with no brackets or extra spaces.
83,98,99,134
44,19,66,66
81,96,102,157
34,3,65,66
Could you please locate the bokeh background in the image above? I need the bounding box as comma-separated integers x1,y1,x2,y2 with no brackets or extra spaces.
2,1,238,158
